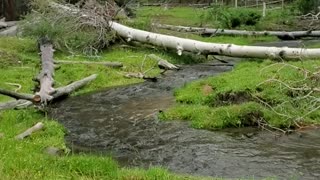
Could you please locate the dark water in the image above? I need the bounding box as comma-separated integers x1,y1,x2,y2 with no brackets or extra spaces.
49,62,320,179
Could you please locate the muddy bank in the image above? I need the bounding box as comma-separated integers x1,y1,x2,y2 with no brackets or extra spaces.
49,62,320,179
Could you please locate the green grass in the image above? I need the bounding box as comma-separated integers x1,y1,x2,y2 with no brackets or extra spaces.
0,110,210,179
161,60,320,130
0,37,216,179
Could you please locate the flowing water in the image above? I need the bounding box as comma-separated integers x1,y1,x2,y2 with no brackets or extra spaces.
49,41,320,179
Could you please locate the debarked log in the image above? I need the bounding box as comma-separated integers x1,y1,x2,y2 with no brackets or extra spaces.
15,122,44,140
153,23,320,40
33,40,55,104
109,21,320,59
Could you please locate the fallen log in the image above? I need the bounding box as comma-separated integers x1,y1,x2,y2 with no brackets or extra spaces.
16,122,44,140
153,23,320,40
0,25,18,36
109,21,320,59
0,100,32,111
147,54,179,71
54,60,123,68
33,39,55,104
50,2,320,60
0,88,34,101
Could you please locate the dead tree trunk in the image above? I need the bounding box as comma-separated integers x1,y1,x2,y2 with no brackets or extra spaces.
33,38,55,104
109,22,320,59
154,23,320,40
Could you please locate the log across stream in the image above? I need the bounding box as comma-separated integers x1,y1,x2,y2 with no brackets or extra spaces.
49,62,320,179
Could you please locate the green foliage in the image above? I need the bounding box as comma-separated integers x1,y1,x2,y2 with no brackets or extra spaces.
204,6,261,28
162,60,320,129
295,0,320,14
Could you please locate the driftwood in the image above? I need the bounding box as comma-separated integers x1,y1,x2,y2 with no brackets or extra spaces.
15,122,44,140
54,60,123,68
0,88,34,101
147,54,179,71
33,40,55,104
0,25,18,36
0,100,32,111
154,23,320,40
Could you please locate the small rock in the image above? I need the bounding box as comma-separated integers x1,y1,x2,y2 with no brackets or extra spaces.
0,133,4,139
43,147,64,156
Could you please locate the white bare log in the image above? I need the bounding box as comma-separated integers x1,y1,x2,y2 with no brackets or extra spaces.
109,22,320,59
34,42,55,104
0,89,34,101
147,54,179,70
0,25,18,36
15,122,44,140
52,74,97,98
54,60,123,67
153,23,320,39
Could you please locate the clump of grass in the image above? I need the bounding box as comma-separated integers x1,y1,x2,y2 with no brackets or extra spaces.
161,60,320,130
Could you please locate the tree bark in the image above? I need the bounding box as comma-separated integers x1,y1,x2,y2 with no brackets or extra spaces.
153,23,320,40
33,40,55,104
109,22,320,59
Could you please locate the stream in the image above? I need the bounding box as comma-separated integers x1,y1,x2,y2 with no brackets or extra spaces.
49,41,320,179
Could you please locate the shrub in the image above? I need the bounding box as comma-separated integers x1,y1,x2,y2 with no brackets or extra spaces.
204,6,261,28
295,0,320,14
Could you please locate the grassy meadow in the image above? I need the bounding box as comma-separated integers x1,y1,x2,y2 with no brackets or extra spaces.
0,3,319,180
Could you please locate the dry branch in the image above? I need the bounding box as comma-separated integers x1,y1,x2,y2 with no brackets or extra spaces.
154,23,320,39
51,74,97,98
0,88,34,101
15,122,44,140
0,100,32,111
147,54,179,70
54,60,123,68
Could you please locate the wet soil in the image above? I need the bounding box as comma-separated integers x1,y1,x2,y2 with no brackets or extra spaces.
49,41,320,179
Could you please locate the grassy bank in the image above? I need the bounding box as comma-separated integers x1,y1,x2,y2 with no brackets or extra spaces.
160,60,320,130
